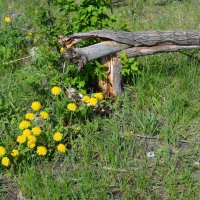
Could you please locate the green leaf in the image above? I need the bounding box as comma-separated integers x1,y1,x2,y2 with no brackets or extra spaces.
131,63,138,71
129,58,135,63
120,50,128,61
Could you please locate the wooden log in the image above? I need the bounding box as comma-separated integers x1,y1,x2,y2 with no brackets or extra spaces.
63,29,200,97
64,41,130,69
68,30,200,47
64,42,200,97
64,41,200,67
118,44,200,57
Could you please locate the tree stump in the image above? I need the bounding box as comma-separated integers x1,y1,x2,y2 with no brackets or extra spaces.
99,54,123,97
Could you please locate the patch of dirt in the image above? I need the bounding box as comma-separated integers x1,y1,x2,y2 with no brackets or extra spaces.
192,170,200,181
0,174,27,200
177,141,189,151
107,188,123,200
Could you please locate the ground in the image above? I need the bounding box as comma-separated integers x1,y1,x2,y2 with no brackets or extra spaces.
1,0,200,199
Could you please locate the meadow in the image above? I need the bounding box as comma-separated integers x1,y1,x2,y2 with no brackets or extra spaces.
1,0,200,199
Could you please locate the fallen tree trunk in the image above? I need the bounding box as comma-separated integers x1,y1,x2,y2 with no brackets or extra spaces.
67,30,200,47
65,42,200,68
62,29,200,96
121,45,200,57
64,41,130,69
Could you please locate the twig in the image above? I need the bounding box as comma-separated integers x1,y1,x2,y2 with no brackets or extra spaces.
2,55,32,65
134,133,192,144
135,134,159,140
178,140,191,144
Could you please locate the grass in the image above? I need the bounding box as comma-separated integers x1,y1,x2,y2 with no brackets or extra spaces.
1,0,200,199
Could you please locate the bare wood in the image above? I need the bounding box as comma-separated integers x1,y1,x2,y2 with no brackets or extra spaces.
58,35,81,48
68,30,200,47
99,54,123,97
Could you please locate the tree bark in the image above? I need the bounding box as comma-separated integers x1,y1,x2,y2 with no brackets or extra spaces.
64,41,130,69
117,45,200,57
64,42,200,67
68,30,200,47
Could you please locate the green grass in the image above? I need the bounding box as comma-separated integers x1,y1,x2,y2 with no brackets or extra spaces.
1,0,200,199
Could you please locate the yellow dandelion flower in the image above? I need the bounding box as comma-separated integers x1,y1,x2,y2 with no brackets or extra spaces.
27,140,36,149
60,47,65,53
2,157,10,167
53,132,63,142
67,103,77,111
19,120,30,130
89,97,98,106
36,146,47,156
94,93,104,100
27,135,37,143
82,96,90,103
0,146,6,156
22,129,32,138
11,149,19,157
57,144,67,153
32,127,42,136
17,135,26,144
40,111,49,119
4,17,11,23
31,101,41,111
51,86,61,95
25,112,35,120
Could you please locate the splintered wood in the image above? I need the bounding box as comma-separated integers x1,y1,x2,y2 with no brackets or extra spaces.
99,54,123,97
61,30,200,96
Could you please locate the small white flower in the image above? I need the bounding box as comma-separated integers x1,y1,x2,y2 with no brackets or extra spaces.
147,151,155,159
